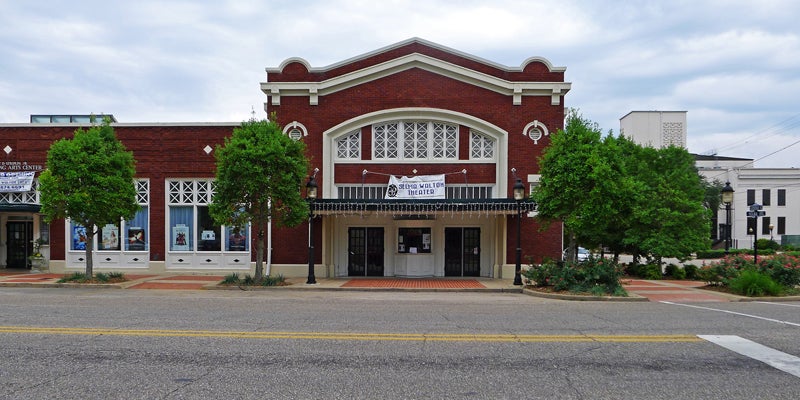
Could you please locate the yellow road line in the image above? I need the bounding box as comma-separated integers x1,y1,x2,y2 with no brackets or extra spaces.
0,326,702,342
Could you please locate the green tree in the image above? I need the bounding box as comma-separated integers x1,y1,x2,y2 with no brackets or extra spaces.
533,109,602,262
38,118,138,276
624,146,710,261
209,118,310,281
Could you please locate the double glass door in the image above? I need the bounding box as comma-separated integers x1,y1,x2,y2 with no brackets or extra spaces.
444,227,480,276
348,227,385,276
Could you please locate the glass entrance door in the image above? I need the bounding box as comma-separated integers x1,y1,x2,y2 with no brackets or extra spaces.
444,227,481,277
348,227,385,276
6,221,33,268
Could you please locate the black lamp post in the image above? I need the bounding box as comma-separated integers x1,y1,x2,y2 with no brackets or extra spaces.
721,182,734,254
306,173,318,284
512,177,525,285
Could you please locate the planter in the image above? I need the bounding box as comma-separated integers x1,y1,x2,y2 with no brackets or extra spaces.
29,256,48,272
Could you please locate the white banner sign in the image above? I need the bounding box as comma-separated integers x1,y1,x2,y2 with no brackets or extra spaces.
0,171,35,193
385,174,446,199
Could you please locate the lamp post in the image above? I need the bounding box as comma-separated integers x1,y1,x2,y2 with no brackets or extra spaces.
512,177,525,286
721,182,734,254
305,172,318,284
769,223,774,241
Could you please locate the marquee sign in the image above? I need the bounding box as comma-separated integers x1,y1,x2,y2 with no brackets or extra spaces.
385,174,446,199
0,171,35,193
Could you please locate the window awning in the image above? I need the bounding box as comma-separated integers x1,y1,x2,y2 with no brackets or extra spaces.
310,198,537,216
0,203,41,213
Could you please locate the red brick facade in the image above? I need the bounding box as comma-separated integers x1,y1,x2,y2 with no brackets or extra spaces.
1,38,568,277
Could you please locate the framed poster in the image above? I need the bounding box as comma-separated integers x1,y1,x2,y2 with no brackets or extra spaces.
72,225,87,250
100,224,120,250
227,228,247,251
127,227,146,251
172,224,191,251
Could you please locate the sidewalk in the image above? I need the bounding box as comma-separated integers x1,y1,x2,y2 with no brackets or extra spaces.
2,270,796,302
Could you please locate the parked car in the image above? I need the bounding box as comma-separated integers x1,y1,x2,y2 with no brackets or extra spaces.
563,247,590,262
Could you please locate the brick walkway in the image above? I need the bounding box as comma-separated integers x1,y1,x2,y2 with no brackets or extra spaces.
342,278,486,289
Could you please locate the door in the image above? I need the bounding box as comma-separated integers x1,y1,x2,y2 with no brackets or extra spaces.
6,221,33,268
348,227,384,276
444,227,481,277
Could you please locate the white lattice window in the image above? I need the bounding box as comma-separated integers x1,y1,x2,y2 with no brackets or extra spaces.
168,179,215,205
373,121,458,161
404,122,428,159
135,180,149,205
433,123,458,159
336,130,361,159
470,130,494,159
374,122,399,159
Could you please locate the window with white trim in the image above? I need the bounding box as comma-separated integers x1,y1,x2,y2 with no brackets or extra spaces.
372,121,458,161
470,130,494,159
167,179,249,253
336,130,361,159
69,179,150,252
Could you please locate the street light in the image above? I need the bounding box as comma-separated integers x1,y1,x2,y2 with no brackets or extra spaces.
769,223,774,241
721,182,734,254
512,177,525,286
305,170,318,285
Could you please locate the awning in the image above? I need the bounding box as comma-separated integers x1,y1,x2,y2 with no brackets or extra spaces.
0,203,41,213
310,198,537,216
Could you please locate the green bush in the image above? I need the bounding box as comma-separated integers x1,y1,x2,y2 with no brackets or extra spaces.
727,269,783,296
756,239,780,251
57,272,88,283
695,250,726,259
523,258,626,296
683,264,699,280
759,253,800,287
664,264,686,280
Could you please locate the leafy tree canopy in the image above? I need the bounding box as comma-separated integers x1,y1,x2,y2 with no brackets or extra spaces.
209,117,310,280
38,117,138,275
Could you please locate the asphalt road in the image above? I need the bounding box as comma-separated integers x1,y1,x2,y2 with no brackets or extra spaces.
1,288,799,399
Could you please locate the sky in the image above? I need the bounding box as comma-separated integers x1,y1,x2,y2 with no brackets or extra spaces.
2,0,799,168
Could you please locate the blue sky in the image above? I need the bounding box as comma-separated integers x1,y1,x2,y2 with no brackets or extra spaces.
2,0,799,167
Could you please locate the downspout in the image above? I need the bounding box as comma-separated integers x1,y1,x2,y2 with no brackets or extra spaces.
266,198,272,276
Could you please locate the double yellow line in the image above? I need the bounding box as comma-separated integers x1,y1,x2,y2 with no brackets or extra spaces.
0,326,701,342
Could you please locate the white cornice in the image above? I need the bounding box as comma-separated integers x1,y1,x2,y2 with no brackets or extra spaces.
266,37,567,74
262,53,571,106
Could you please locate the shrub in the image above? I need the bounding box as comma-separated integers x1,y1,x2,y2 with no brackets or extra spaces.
756,239,780,251
683,264,699,280
94,273,110,283
727,269,783,296
523,258,626,296
758,253,800,287
695,250,726,259
665,264,686,280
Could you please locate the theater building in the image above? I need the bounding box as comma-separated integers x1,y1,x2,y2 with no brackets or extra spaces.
0,38,570,279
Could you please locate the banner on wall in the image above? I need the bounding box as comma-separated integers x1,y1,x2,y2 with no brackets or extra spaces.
0,171,35,193
385,174,446,199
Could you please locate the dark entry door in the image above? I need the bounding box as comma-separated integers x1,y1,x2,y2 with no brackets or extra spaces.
444,227,481,277
6,221,33,268
348,227,385,276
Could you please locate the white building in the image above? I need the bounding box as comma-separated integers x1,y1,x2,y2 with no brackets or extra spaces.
621,111,800,250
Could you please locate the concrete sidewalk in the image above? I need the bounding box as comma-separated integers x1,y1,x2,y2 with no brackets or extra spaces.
2,270,797,302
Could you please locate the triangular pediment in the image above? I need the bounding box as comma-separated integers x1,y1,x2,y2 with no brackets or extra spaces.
261,38,570,106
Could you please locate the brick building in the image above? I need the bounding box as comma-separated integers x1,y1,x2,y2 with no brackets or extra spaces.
0,38,570,278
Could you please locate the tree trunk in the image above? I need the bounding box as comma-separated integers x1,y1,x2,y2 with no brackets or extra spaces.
85,232,94,277
254,227,264,280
